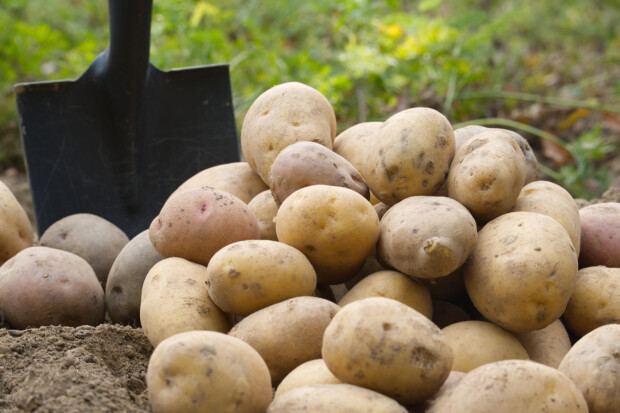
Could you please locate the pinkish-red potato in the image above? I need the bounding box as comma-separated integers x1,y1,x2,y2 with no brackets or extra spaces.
579,202,620,268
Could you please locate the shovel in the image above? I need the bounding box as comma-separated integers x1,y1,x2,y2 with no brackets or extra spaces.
14,0,240,238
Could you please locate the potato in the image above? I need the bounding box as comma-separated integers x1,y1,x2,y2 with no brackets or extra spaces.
0,246,104,328
579,202,620,267
0,180,33,265
333,122,383,176
146,330,271,413
432,300,471,329
205,240,317,316
454,125,488,152
464,211,578,333
373,202,390,220
268,384,407,413
140,257,230,347
447,131,527,223
275,359,342,398
269,141,369,205
229,296,340,384
558,324,620,413
105,229,164,325
247,189,278,241
515,319,572,369
149,187,259,267
511,180,581,254
364,107,455,205
275,185,379,284
241,82,337,183
563,266,620,337
378,196,478,279
442,320,529,372
39,213,129,287
338,270,433,319
174,162,268,204
428,360,588,413
322,297,453,405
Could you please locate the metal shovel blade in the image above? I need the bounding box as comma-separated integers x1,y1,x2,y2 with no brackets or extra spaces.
14,0,239,238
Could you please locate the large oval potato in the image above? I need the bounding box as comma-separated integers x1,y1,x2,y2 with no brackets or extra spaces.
0,181,33,265
105,229,164,325
149,187,259,267
364,107,455,205
140,257,231,347
241,82,337,183
247,190,278,241
206,240,317,315
146,330,272,413
558,324,620,413
0,246,104,328
229,296,340,384
464,211,578,333
275,185,379,284
515,318,572,369
377,196,478,279
322,297,453,405
275,359,342,398
428,360,588,413
39,213,129,287
579,202,620,267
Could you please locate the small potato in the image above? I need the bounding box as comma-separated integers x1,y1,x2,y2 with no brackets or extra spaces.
442,320,529,372
0,246,104,328
511,180,581,254
322,297,453,405
174,162,268,204
229,296,340,384
269,141,369,205
364,108,455,205
563,266,620,338
268,384,407,413
432,300,471,329
454,125,489,152
39,213,129,287
241,82,337,183
140,257,230,347
275,185,379,285
206,240,317,316
0,181,33,265
579,202,620,267
448,131,527,223
105,230,164,325
464,211,578,333
515,318,572,369
378,196,478,279
275,359,342,398
149,187,259,267
247,190,278,241
558,324,620,413
333,122,383,177
428,360,588,413
338,270,433,319
146,331,271,413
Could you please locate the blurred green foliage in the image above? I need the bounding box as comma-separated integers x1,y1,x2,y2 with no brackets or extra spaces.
1,0,619,197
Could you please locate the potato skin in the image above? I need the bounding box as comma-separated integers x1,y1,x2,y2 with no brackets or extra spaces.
322,297,453,405
105,230,164,325
558,324,620,413
377,196,477,279
149,187,259,266
140,257,231,347
428,360,588,413
364,107,455,205
515,318,572,369
0,181,33,265
448,131,526,223
241,82,337,183
269,141,369,205
0,246,105,328
39,213,129,287
579,202,620,267
268,384,408,413
563,266,620,337
275,359,342,398
333,122,383,177
464,211,578,333
146,331,272,413
228,296,340,384
206,240,317,315
247,190,278,241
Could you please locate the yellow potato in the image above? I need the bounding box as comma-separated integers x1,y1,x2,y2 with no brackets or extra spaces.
333,122,383,178
515,318,572,369
0,181,32,264
275,359,342,398
247,189,278,241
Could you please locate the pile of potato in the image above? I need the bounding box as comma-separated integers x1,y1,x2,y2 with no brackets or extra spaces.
0,81,619,412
